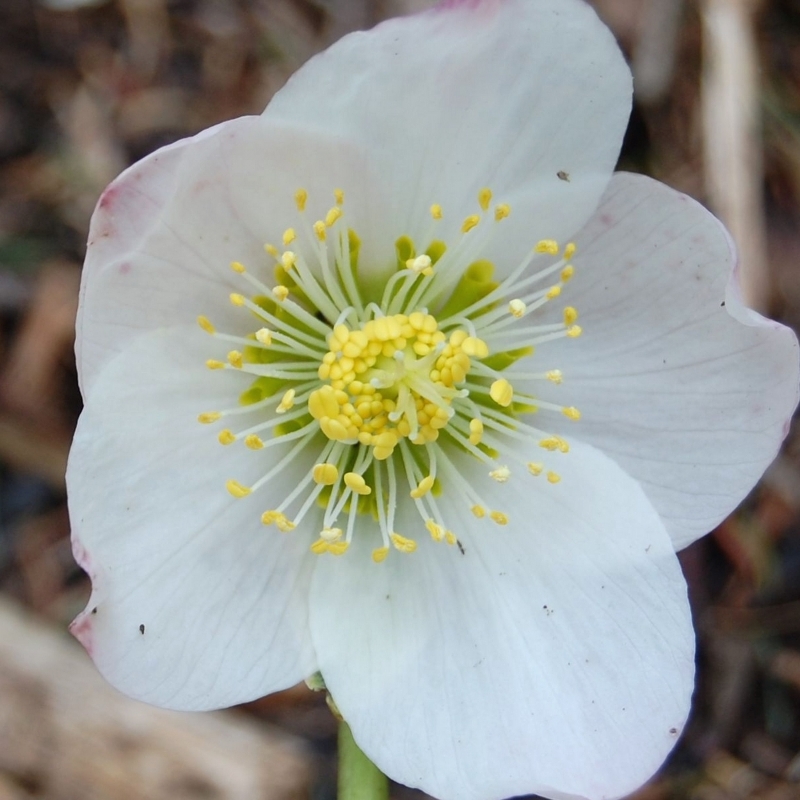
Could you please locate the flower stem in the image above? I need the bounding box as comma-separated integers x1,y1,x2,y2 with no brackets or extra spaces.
338,720,389,800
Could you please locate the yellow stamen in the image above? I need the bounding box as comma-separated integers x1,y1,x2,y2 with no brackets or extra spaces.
255,328,272,345
230,261,246,274
334,188,345,205
312,463,339,485
546,285,562,300
469,418,483,445
566,325,582,338
489,466,511,483
490,379,514,407
410,475,434,499
561,265,575,282
198,412,221,424
471,505,486,518
197,315,215,334
272,285,290,302
206,359,225,370
325,206,342,227
527,462,544,476
494,203,511,221
562,406,581,421
264,243,279,258
344,472,371,495
313,221,326,241
230,293,245,307
490,511,509,525
218,429,236,445
226,479,251,498
535,239,559,255
282,228,296,246
462,214,480,233
564,242,577,260
390,533,417,553
508,299,526,318
478,187,492,211
372,547,390,563
277,389,295,412
430,204,443,220
547,471,561,484
245,435,264,450
546,370,563,384
295,188,308,211
563,307,578,326
227,350,243,369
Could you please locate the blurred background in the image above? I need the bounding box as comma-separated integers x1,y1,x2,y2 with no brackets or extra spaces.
1,0,800,797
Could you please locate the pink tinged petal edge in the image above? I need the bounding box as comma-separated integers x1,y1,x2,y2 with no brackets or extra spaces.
310,440,695,800
264,0,633,273
520,172,800,552
77,117,392,398
68,326,319,710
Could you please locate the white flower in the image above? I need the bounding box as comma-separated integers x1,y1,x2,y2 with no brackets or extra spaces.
67,1,799,799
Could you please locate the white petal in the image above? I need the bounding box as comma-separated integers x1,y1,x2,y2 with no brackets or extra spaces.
77,118,391,396
265,0,631,261
68,326,321,709
523,173,800,550
310,440,694,800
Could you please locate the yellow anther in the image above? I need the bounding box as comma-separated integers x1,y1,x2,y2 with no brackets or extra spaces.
563,307,578,326
461,336,489,358
325,207,342,227
206,359,225,370
218,429,236,445
282,228,296,246
562,406,581,421
255,328,272,345
372,547,390,563
329,542,349,556
390,533,417,553
312,463,339,485
313,221,326,241
478,187,492,211
261,510,278,526
407,254,432,275
426,519,445,542
546,285,562,300
276,515,296,533
471,505,486,518
227,350,243,369
226,479,251,498
535,239,560,255
295,188,308,211
198,412,221,424
321,526,343,543
278,389,295,412
230,293,246,306
469,418,483,445
272,285,290,302
410,475,435,499
494,203,511,221
490,378,514,407
490,511,509,525
445,531,457,546
334,188,345,205
230,261,246,274
561,265,575,282
546,370,563,384
245,434,264,450
540,436,569,452
462,214,480,233
508,299,526,318
564,242,577,260
489,466,511,483
264,243,279,258
430,203,443,220
197,315,215,334
310,538,329,555
566,325,582,338
547,471,561,484
527,462,544,476
344,472,371,495
281,251,296,269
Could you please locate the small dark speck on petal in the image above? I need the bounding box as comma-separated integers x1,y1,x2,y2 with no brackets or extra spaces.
139,624,145,635
91,607,98,615
670,727,678,735
720,301,726,307
557,170,570,182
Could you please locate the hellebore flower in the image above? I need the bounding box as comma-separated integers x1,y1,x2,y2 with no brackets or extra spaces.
68,1,799,799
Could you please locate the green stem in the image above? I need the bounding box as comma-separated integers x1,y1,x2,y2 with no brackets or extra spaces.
338,720,389,800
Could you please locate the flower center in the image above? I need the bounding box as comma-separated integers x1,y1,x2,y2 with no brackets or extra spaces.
197,187,583,562
308,314,486,461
